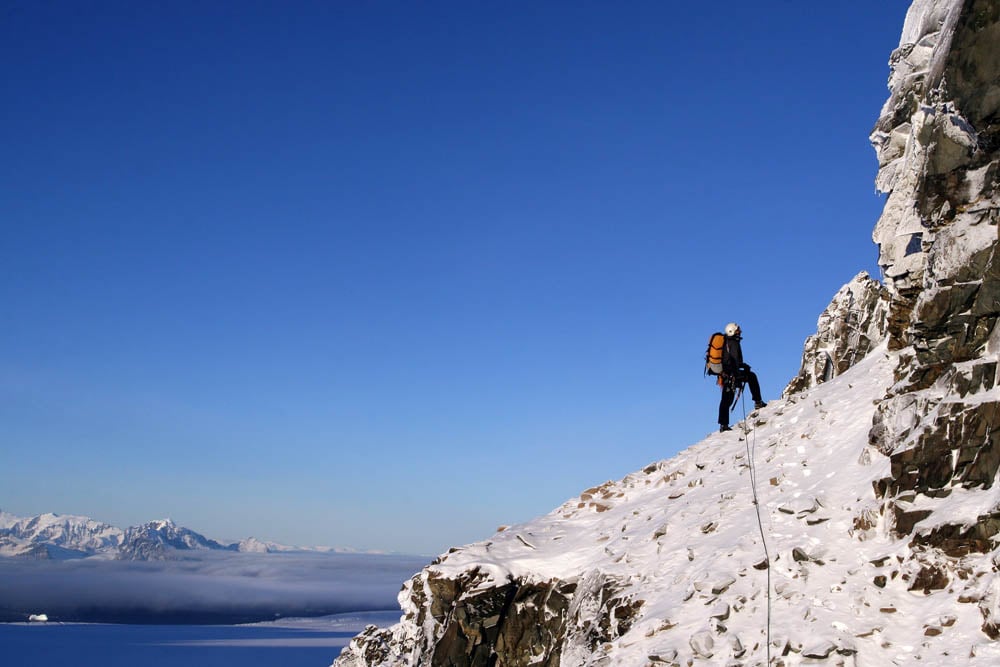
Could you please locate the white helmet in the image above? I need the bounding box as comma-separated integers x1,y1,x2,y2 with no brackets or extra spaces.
725,322,741,337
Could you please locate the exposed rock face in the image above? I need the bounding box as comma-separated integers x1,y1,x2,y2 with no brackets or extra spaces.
784,272,890,396
337,563,641,667
867,0,1000,573
870,0,1000,363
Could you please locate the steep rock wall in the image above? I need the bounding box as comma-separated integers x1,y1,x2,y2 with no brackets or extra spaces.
867,0,1000,571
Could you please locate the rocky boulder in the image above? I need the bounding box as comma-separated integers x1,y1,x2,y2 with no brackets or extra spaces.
784,272,890,396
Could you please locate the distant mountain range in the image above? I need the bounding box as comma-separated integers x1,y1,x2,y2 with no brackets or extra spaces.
0,511,351,560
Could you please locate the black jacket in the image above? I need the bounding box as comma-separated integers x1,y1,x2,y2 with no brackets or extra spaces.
722,336,744,376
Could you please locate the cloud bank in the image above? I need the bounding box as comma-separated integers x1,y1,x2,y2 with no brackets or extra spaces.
0,552,426,624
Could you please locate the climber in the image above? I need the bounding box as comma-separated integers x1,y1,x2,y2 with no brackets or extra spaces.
718,322,766,432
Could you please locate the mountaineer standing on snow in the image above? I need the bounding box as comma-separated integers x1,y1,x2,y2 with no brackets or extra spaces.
717,322,766,432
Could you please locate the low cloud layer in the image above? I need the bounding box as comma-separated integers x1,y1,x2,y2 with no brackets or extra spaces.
0,552,427,623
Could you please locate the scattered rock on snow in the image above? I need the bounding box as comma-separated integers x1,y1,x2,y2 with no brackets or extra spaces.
711,575,736,595
802,639,837,659
689,630,714,658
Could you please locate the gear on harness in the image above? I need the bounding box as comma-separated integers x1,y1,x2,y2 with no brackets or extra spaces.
726,376,746,412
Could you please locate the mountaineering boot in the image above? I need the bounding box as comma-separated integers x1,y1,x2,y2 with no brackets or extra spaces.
754,400,767,410
720,425,732,433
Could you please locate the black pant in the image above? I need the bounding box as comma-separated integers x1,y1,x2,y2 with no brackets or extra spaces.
718,369,762,426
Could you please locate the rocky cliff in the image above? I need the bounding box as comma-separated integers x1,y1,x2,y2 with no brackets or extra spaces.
334,2,1000,665
867,0,1000,584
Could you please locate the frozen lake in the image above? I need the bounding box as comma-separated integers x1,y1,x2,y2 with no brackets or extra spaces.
0,611,398,667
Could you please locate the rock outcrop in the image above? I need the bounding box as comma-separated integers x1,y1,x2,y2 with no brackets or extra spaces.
338,538,648,667
334,1,1000,664
784,272,890,396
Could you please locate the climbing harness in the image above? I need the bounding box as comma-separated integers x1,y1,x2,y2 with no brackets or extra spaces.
740,392,772,666
727,376,745,413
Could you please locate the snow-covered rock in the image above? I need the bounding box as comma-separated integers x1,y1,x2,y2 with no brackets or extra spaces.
117,519,236,560
237,536,274,553
0,512,123,559
0,512,302,560
784,272,889,396
0,511,367,561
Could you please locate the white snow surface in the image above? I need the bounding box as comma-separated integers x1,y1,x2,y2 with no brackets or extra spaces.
373,346,1000,665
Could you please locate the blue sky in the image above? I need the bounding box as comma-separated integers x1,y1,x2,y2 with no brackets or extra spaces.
2,1,907,555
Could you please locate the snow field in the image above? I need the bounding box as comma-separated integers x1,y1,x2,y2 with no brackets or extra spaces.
417,345,1000,665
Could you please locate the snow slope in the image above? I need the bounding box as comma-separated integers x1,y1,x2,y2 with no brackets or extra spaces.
337,345,1000,665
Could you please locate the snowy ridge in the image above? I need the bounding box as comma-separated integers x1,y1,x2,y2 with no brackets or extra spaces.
236,536,371,554
0,512,363,561
0,512,124,559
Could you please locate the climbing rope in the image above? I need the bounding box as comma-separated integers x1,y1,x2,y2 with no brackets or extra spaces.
740,393,772,666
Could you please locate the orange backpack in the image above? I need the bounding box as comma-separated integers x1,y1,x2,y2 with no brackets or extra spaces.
705,332,725,376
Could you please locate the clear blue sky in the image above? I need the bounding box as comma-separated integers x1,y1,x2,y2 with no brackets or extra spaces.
1,1,906,555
